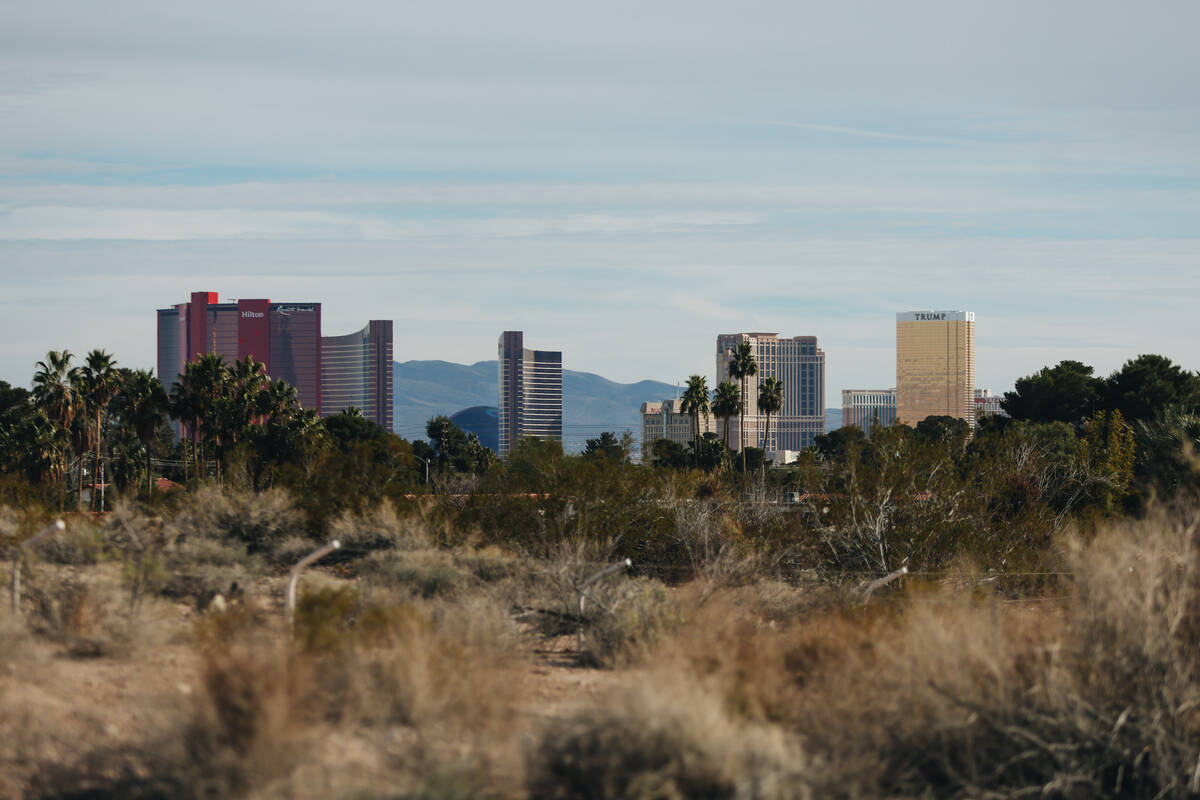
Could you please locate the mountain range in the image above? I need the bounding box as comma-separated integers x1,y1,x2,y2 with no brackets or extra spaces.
392,360,679,450
392,360,841,450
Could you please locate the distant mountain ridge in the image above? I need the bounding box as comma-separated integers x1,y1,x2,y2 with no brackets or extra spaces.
392,360,841,450
392,360,679,449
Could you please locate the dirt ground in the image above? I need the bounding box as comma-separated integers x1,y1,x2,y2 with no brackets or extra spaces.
0,562,625,799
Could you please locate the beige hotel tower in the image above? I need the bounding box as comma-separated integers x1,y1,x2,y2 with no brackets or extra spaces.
895,311,975,427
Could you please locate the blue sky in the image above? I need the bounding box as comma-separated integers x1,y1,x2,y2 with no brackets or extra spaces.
2,0,1199,404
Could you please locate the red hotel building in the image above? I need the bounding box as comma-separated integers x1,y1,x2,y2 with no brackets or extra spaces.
157,291,392,431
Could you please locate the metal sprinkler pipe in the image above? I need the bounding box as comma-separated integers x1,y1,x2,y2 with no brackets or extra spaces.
577,558,632,653
10,519,65,616
285,540,341,630
862,565,908,604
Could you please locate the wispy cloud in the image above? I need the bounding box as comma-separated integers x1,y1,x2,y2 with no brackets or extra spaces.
0,206,761,241
757,120,981,147
2,0,1200,402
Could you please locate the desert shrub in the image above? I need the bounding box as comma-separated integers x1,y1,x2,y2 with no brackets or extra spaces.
328,501,431,560
357,551,468,599
169,485,301,556
23,571,132,658
527,680,809,800
31,518,107,565
579,576,685,666
291,586,527,736
453,546,525,583
184,638,308,796
271,534,325,568
293,586,362,653
708,509,1200,798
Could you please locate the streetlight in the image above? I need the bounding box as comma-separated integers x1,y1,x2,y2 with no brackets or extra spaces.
412,454,430,485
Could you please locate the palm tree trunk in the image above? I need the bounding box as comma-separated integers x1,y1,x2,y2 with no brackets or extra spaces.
739,377,747,473
723,415,731,469
761,411,771,483
94,408,102,511
692,412,699,468
77,457,85,511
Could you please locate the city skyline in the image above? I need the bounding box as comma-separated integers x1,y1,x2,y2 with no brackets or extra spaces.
156,291,394,431
3,2,1199,398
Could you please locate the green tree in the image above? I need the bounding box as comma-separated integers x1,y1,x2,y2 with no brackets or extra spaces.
1103,354,1200,424
114,369,170,497
914,415,971,446
757,377,783,467
695,432,726,472
326,407,386,448
0,383,68,485
728,341,758,472
170,354,230,479
1131,410,1200,505
814,425,867,461
649,438,689,469
1002,360,1101,425
680,375,710,468
712,380,741,469
258,379,299,425
583,431,627,463
79,349,119,509
1079,409,1135,513
32,350,81,502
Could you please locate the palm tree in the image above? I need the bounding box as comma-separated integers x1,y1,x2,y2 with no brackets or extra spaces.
119,369,169,497
32,350,80,503
171,354,229,479
679,375,710,468
216,356,270,455
79,350,119,510
258,379,299,426
757,377,784,473
728,341,758,472
712,380,741,469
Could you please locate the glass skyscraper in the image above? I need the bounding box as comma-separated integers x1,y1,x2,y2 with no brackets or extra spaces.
498,330,562,458
716,333,826,452
156,292,393,432
322,320,394,431
895,311,975,427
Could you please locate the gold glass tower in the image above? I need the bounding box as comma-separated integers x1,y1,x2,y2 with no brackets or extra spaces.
895,311,975,427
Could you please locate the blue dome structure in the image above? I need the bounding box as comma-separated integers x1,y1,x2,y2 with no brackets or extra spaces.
450,405,500,453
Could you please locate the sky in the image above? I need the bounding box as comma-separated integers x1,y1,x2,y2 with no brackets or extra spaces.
2,0,1199,406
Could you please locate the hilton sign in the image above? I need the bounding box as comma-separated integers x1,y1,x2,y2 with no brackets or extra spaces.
241,311,264,318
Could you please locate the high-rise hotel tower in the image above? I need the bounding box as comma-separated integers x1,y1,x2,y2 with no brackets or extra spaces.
895,311,975,427
716,333,825,452
498,331,562,458
156,291,393,431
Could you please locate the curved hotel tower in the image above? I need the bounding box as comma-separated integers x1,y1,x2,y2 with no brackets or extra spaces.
156,292,393,432
321,320,394,431
498,331,562,458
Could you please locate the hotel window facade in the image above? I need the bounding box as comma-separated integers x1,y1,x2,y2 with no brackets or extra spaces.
715,332,826,452
895,311,975,427
640,398,718,458
157,292,392,432
841,388,897,435
321,320,394,431
498,331,563,458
